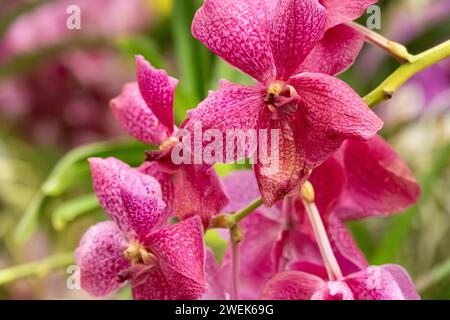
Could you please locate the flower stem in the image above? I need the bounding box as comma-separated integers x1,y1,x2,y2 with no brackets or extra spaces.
300,182,343,281
210,197,263,229
363,39,450,108
0,253,74,285
348,22,413,63
230,233,240,300
233,198,263,223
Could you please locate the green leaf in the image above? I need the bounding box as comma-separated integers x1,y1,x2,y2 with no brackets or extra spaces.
15,139,149,243
52,194,100,231
42,139,148,196
171,0,213,115
416,256,450,293
14,192,48,244
0,253,74,286
116,36,166,70
204,229,228,262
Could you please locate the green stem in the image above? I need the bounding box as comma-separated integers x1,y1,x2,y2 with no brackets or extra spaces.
232,198,264,223
364,40,450,108
0,253,74,286
230,234,240,300
348,22,412,63
210,197,263,229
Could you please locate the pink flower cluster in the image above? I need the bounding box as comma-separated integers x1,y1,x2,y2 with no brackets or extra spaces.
76,0,421,300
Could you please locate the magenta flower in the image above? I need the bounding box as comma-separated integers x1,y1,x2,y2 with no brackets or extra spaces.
110,55,228,225
261,264,419,300
213,136,419,299
75,157,207,299
187,0,383,206
301,0,378,75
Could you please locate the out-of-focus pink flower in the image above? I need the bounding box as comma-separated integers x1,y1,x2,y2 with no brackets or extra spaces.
210,136,419,299
261,264,420,300
75,157,207,300
187,0,382,207
0,0,150,62
0,0,154,147
377,60,450,128
110,56,228,226
0,50,127,146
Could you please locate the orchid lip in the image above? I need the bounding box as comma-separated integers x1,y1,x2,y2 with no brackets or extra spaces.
264,82,299,114
159,137,180,151
124,241,157,266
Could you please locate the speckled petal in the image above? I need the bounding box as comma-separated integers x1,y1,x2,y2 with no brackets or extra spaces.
261,271,326,300
110,82,168,145
266,0,326,80
344,265,420,300
120,185,167,241
192,0,275,84
311,281,355,300
320,0,378,29
184,81,263,163
289,72,383,164
297,24,365,76
89,157,163,235
338,136,420,220
134,216,207,300
75,221,130,297
137,161,175,227
136,55,178,134
174,165,228,226
255,111,311,207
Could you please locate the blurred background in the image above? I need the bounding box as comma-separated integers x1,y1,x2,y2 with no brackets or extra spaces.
0,0,449,299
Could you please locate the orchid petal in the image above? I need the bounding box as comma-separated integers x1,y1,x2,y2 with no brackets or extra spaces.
184,81,263,163
137,217,207,300
174,164,228,226
110,83,168,145
89,157,163,236
266,0,326,80
136,55,177,134
255,111,310,207
75,221,129,297
297,24,365,76
261,271,325,300
338,136,420,219
289,72,383,164
320,0,378,29
192,0,275,84
344,265,420,300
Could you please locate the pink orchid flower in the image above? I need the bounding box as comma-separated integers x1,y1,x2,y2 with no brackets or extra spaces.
187,0,383,206
261,264,419,300
75,157,207,299
302,0,379,75
212,136,419,299
110,55,228,226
